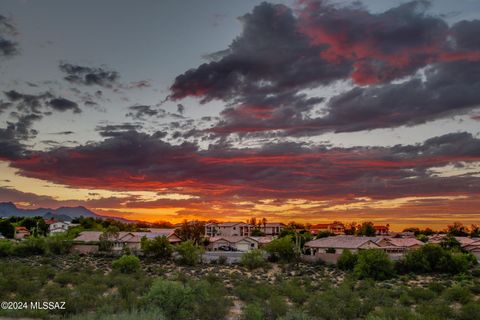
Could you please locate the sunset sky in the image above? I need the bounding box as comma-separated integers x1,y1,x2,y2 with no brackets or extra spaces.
1,0,480,230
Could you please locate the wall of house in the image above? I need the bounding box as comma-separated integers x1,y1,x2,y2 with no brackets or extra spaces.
302,253,341,264
71,244,99,254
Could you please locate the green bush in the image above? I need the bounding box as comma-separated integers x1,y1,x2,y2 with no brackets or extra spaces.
241,249,267,270
46,233,73,255
112,255,140,274
337,249,358,271
442,285,472,304
265,236,297,262
267,295,288,319
279,279,310,305
0,219,15,238
13,237,47,256
242,303,264,320
174,240,204,266
458,302,480,320
306,284,363,319
68,309,166,320
400,244,476,274
0,240,14,256
145,278,230,320
278,311,312,320
354,249,395,280
141,236,173,259
145,279,194,320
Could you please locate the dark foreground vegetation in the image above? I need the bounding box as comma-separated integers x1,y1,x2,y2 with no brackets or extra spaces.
0,254,479,320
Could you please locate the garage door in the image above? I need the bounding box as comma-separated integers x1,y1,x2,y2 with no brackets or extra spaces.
236,243,250,252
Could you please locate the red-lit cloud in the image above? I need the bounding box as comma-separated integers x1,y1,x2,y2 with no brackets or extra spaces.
7,131,480,202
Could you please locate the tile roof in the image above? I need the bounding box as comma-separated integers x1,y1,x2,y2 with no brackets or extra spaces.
305,236,380,249
382,237,424,247
74,230,179,243
218,222,250,227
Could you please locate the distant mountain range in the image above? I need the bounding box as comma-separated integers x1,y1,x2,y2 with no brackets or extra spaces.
0,202,133,223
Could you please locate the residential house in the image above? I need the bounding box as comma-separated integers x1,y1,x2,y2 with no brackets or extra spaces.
208,236,259,252
205,222,253,237
374,237,424,258
14,226,30,240
428,235,476,246
205,223,220,237
137,228,182,244
462,239,480,260
71,229,182,254
304,236,381,255
256,223,285,236
46,220,73,234
376,237,424,250
249,236,274,248
310,222,345,235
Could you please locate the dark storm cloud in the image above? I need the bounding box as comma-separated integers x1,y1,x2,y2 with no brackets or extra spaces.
0,125,26,160
59,63,119,88
9,113,42,139
95,123,143,137
50,131,74,135
170,2,350,102
8,130,480,201
48,98,81,113
126,105,164,120
171,1,480,136
298,0,450,84
177,104,185,114
450,20,480,51
0,14,18,58
309,60,480,134
4,90,52,113
3,90,82,115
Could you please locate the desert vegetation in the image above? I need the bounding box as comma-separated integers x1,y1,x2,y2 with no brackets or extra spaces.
0,252,479,320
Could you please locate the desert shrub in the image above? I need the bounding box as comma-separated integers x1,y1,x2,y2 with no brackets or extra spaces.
242,303,264,320
265,236,297,262
267,295,288,319
354,249,395,280
46,233,73,255
234,280,276,302
241,249,267,270
415,299,455,320
279,279,310,305
112,255,140,274
337,249,357,271
191,279,231,320
13,237,47,256
457,302,480,320
145,278,230,320
278,311,312,320
365,306,416,320
0,240,14,256
67,309,166,320
141,236,173,259
0,219,15,238
401,244,476,275
427,281,446,294
306,284,363,319
407,288,435,305
217,255,228,265
442,285,472,304
174,240,204,266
